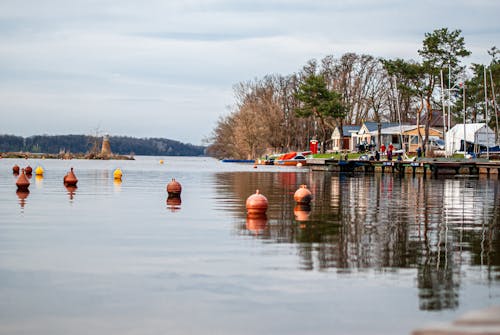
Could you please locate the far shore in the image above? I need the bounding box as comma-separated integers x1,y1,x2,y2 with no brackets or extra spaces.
0,152,135,160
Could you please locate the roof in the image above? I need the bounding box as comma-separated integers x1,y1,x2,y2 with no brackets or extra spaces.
363,122,401,132
341,125,361,137
447,123,494,143
420,110,454,128
371,125,416,135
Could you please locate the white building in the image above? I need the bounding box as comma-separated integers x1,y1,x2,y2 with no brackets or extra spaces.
445,123,496,154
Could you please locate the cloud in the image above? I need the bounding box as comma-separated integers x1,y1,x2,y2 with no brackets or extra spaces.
0,0,499,144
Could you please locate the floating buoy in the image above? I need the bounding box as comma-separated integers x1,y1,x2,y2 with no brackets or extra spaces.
294,204,311,222
25,166,33,175
159,159,164,164
113,168,123,180
12,165,20,174
166,178,182,197
246,190,268,215
294,184,312,205
63,167,78,186
16,168,30,191
35,166,44,176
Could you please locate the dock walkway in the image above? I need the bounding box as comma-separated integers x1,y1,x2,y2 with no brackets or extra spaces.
307,158,500,177
412,306,500,335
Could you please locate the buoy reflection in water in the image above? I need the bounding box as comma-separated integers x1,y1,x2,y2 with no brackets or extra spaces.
246,213,268,234
16,190,30,208
65,185,77,201
294,204,311,222
113,179,122,192
166,196,181,212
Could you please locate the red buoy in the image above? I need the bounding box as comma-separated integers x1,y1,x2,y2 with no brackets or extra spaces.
246,190,268,215
16,168,30,191
294,184,312,205
12,165,20,174
166,178,182,197
25,165,33,175
63,167,78,186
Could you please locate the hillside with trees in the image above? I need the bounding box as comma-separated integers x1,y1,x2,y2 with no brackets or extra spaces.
0,134,205,156
206,28,499,159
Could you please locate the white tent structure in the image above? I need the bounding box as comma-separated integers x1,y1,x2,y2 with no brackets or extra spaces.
445,123,496,154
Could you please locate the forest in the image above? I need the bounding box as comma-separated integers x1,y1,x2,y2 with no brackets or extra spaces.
0,134,205,157
206,28,500,159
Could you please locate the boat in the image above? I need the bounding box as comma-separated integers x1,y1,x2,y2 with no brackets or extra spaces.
274,151,311,166
221,159,255,163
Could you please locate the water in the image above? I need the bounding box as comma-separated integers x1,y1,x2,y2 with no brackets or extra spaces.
0,156,499,335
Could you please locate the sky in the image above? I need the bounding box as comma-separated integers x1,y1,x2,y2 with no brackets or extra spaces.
0,0,499,145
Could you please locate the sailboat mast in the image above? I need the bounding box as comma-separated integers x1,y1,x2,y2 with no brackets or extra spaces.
489,69,499,145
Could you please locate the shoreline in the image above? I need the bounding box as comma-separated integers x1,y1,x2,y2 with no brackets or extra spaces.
0,152,135,160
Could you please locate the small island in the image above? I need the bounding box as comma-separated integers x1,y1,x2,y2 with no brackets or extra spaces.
0,134,206,159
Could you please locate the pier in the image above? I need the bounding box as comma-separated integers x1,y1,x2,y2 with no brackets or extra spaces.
307,158,500,177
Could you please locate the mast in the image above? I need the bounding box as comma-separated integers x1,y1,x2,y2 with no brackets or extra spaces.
441,69,448,156
484,66,490,158
489,69,499,145
393,77,404,155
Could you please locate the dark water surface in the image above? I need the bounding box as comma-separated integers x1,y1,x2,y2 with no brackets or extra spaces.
0,156,499,334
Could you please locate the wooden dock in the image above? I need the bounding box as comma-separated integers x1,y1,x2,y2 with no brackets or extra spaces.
307,158,500,177
412,306,500,335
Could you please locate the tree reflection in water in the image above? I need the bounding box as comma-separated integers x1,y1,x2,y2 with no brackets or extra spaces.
214,171,500,311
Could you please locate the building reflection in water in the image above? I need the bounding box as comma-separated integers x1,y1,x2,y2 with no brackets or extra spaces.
214,171,500,311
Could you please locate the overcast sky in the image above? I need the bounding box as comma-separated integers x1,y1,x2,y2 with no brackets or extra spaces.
1,0,499,145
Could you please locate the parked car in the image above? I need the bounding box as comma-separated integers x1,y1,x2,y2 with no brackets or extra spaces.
428,137,445,150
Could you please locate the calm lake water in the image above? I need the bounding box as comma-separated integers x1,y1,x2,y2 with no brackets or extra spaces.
0,156,499,335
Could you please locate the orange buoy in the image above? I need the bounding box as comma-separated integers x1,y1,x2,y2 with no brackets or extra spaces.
246,189,268,215
294,184,312,205
25,165,33,175
63,167,78,186
16,168,30,191
12,165,20,174
166,178,182,197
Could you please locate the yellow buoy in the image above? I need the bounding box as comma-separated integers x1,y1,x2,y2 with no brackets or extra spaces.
35,166,44,176
159,159,164,164
113,168,123,180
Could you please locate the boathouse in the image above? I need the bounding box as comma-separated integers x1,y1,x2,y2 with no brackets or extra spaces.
445,123,496,154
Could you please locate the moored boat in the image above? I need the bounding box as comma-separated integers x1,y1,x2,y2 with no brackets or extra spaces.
274,151,311,166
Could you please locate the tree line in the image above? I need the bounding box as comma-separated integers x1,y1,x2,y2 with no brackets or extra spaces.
206,28,499,159
0,134,205,156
